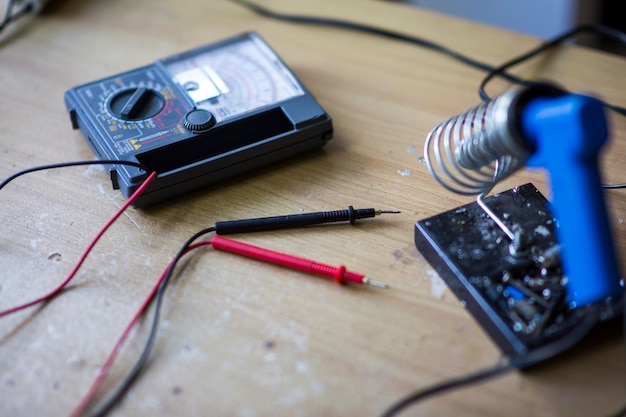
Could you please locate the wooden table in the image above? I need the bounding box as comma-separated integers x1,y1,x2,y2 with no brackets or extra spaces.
1,1,625,416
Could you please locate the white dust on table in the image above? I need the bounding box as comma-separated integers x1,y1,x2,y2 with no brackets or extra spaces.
426,269,447,299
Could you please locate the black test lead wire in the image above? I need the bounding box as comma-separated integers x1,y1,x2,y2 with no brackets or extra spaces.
82,207,399,417
82,226,217,417
0,160,154,318
0,159,149,191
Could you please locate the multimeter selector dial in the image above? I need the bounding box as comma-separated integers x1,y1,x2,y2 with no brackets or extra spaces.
108,87,165,121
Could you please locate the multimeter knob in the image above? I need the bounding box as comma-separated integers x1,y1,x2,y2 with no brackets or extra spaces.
183,108,216,132
109,87,165,121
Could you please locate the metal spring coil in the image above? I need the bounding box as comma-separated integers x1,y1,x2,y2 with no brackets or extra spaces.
423,89,530,195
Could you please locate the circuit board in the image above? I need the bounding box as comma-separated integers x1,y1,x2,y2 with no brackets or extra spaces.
415,183,622,359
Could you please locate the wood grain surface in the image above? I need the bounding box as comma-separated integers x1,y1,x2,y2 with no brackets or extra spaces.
1,1,625,416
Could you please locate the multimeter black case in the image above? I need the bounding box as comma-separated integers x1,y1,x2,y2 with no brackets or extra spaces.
65,32,333,207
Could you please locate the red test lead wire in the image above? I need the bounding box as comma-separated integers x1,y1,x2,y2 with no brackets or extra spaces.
0,171,158,318
68,240,212,417
209,235,389,289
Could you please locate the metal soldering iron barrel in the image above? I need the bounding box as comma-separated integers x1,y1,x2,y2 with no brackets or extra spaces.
463,84,569,170
214,206,399,235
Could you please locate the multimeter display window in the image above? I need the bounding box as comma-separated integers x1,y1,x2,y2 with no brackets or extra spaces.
162,34,305,123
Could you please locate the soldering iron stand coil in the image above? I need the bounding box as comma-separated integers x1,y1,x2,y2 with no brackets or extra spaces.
423,83,623,309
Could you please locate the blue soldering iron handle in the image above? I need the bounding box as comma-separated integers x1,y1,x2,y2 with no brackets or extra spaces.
522,94,622,308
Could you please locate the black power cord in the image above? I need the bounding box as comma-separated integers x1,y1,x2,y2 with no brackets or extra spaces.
478,25,626,116
229,0,526,86
229,0,626,118
379,312,626,417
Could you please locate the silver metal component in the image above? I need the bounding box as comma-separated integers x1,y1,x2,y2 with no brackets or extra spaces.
173,65,230,103
508,225,530,258
423,88,531,196
362,277,390,289
375,210,401,215
477,192,515,240
537,244,561,268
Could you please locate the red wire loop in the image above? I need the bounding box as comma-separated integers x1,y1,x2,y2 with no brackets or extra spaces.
0,171,158,318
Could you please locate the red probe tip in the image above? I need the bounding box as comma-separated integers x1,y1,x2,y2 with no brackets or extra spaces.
362,277,390,289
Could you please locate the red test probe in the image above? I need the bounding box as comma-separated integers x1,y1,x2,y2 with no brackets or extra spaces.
209,235,390,289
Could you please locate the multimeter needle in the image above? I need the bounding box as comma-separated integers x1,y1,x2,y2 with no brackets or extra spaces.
209,235,390,289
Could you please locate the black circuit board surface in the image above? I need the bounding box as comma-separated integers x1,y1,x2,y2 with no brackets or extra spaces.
415,183,622,359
